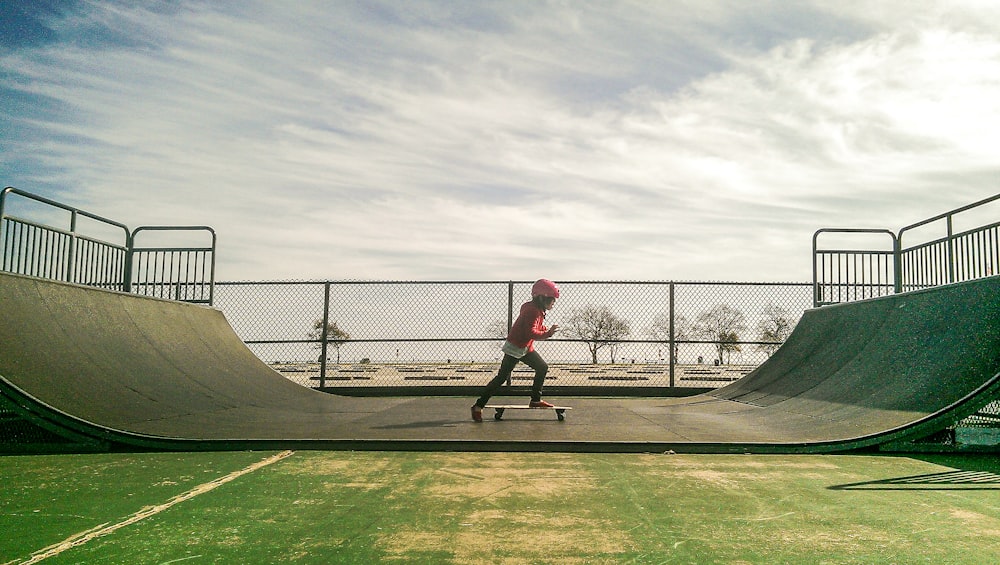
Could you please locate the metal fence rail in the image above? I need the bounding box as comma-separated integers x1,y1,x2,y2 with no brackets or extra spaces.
813,193,1000,306
899,209,1000,292
214,279,813,391
129,226,217,304
1,187,216,304
1,187,130,290
812,229,898,307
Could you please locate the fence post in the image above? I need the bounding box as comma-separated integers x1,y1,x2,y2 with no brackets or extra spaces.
668,282,676,388
506,281,514,332
505,281,514,386
319,282,331,388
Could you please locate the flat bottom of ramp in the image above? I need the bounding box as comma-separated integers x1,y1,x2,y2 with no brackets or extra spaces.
89,395,917,453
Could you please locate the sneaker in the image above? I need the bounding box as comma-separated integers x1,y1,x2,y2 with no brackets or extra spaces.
529,400,555,408
471,405,483,422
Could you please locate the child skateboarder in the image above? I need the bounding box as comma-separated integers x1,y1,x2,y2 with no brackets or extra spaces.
471,279,560,422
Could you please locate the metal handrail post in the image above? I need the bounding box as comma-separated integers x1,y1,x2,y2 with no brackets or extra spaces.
811,231,820,307
68,209,77,283
893,233,902,294
207,229,217,305
0,188,9,269
123,229,134,293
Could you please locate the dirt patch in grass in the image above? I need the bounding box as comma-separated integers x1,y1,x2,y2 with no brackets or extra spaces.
367,453,628,562
278,452,400,492
949,508,1000,537
428,455,595,501
630,453,841,470
379,509,628,564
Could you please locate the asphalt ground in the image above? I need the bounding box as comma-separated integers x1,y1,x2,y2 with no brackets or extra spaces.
3,451,1000,564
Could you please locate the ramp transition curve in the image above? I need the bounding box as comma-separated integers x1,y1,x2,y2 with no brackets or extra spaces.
2,271,1000,453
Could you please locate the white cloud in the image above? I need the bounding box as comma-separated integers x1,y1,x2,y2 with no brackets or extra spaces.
4,1,1000,283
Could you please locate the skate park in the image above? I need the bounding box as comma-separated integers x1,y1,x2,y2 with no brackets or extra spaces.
3,186,1000,455
8,4,1000,560
6,189,1000,564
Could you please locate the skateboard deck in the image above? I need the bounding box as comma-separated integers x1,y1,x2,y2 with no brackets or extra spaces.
484,404,572,421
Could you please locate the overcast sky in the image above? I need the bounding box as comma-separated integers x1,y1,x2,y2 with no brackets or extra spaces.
3,1,1000,283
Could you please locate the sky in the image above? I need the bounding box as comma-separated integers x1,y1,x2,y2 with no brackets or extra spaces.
3,1,1000,283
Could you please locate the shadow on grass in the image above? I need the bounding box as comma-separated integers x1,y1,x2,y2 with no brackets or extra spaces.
829,454,1000,490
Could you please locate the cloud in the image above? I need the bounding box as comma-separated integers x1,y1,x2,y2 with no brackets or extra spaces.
3,1,1000,283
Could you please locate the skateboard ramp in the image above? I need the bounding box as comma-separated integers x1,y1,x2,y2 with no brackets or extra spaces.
2,271,1000,453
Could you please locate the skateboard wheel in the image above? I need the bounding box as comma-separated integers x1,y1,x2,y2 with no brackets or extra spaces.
556,410,565,421
494,408,504,421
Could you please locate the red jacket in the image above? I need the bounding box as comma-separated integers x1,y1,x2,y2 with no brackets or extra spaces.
507,301,553,352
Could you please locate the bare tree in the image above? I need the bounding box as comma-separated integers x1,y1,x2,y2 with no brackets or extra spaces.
484,319,509,359
646,312,693,361
485,319,508,340
694,304,746,364
308,319,351,364
564,305,631,364
756,304,797,357
719,330,741,364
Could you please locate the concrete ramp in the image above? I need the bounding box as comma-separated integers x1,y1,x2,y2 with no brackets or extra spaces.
2,271,1000,453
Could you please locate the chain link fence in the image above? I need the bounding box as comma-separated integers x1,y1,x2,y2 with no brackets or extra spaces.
214,280,813,393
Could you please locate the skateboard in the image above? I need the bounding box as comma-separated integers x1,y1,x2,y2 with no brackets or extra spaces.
484,404,572,421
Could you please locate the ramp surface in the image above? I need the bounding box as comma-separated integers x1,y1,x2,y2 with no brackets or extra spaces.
2,272,1000,453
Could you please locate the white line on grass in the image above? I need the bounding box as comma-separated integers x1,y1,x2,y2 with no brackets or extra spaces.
12,450,295,564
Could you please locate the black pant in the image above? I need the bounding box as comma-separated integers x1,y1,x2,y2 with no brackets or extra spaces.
475,351,548,407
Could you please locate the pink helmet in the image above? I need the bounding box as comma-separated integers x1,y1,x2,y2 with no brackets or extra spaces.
531,279,560,299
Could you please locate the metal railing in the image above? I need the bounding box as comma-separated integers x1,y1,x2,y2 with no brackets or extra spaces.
898,194,1000,292
812,229,898,307
813,193,1000,306
1,187,217,304
0,187,130,291
130,226,217,304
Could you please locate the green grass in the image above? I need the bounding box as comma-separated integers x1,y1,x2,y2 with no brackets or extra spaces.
3,451,1000,564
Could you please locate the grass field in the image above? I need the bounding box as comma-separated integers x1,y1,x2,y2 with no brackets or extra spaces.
3,451,1000,564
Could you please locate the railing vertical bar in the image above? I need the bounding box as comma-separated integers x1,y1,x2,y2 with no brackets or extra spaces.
989,227,1000,276
198,251,206,300
154,251,160,296
42,227,52,279
17,223,25,273
29,224,40,276
98,240,107,286
2,221,10,272
143,251,152,296
184,250,192,300
20,224,29,275
88,239,96,285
